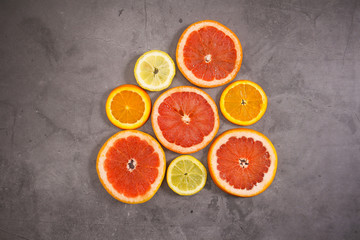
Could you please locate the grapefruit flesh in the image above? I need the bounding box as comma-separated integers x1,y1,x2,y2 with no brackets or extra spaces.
152,86,219,154
208,128,277,197
97,130,166,204
184,26,236,81
177,20,242,88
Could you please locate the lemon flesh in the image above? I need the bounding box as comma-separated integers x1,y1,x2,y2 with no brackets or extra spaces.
134,50,175,91
167,155,207,195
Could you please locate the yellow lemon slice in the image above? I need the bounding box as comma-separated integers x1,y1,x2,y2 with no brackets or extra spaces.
134,50,176,91
166,155,207,196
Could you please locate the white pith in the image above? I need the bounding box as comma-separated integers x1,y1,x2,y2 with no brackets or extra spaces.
209,129,277,197
177,21,242,87
97,131,166,203
152,86,219,154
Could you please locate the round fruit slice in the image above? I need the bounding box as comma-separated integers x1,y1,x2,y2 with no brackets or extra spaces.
97,130,166,204
106,84,151,129
167,155,207,196
220,80,267,126
134,50,176,91
176,20,243,88
208,128,277,197
152,86,219,154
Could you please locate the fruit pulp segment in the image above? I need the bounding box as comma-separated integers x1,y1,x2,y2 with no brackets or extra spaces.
104,136,160,198
139,56,170,86
183,26,237,81
216,136,271,190
170,159,203,191
157,92,215,148
224,84,263,121
111,91,145,123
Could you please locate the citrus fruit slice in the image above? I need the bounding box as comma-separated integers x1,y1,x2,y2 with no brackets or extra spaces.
176,20,243,88
220,80,268,126
166,155,207,196
208,128,277,197
106,84,151,129
97,130,166,204
134,50,176,91
152,86,220,154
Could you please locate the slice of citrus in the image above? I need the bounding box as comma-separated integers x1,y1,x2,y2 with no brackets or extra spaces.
220,80,267,126
152,86,219,154
97,130,166,204
176,20,243,88
134,50,176,91
208,128,277,197
167,155,207,196
106,84,151,129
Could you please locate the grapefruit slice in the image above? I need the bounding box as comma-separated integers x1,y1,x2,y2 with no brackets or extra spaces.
208,128,277,197
106,84,151,129
220,80,268,126
97,130,166,204
176,20,243,88
152,86,219,154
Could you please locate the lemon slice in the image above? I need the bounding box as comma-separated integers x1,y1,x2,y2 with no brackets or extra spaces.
134,50,176,91
166,155,207,196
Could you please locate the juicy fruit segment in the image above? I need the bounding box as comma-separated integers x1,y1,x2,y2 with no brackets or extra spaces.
176,20,242,88
110,90,145,124
152,86,220,154
167,155,207,195
106,85,151,129
216,136,270,189
134,50,176,91
157,92,215,147
208,128,277,197
220,80,267,126
97,130,166,204
183,26,236,81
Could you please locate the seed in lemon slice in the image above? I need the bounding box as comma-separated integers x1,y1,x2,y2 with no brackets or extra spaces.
134,50,176,91
220,80,267,126
167,155,207,196
106,84,151,129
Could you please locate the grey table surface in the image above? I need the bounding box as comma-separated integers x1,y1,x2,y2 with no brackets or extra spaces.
1,0,359,239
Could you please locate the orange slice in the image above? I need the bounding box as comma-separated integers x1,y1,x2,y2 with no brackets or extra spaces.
106,84,151,129
152,86,219,154
220,80,267,125
97,130,166,204
176,20,243,88
208,128,277,197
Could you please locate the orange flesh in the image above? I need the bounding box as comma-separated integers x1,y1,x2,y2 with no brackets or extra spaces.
183,26,237,81
111,91,145,124
104,136,160,198
157,92,215,148
224,84,263,121
216,136,271,190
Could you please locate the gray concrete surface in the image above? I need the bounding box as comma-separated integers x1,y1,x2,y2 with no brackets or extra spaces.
1,0,359,239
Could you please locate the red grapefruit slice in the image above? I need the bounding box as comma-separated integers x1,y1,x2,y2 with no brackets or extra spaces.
176,20,243,88
208,128,277,197
152,86,220,154
97,130,166,204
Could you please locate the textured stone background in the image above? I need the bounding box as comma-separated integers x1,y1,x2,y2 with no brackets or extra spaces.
0,0,359,239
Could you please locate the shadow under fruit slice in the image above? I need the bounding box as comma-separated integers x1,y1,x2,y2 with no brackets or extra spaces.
176,20,243,88
152,86,219,154
97,130,166,204
208,128,277,197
